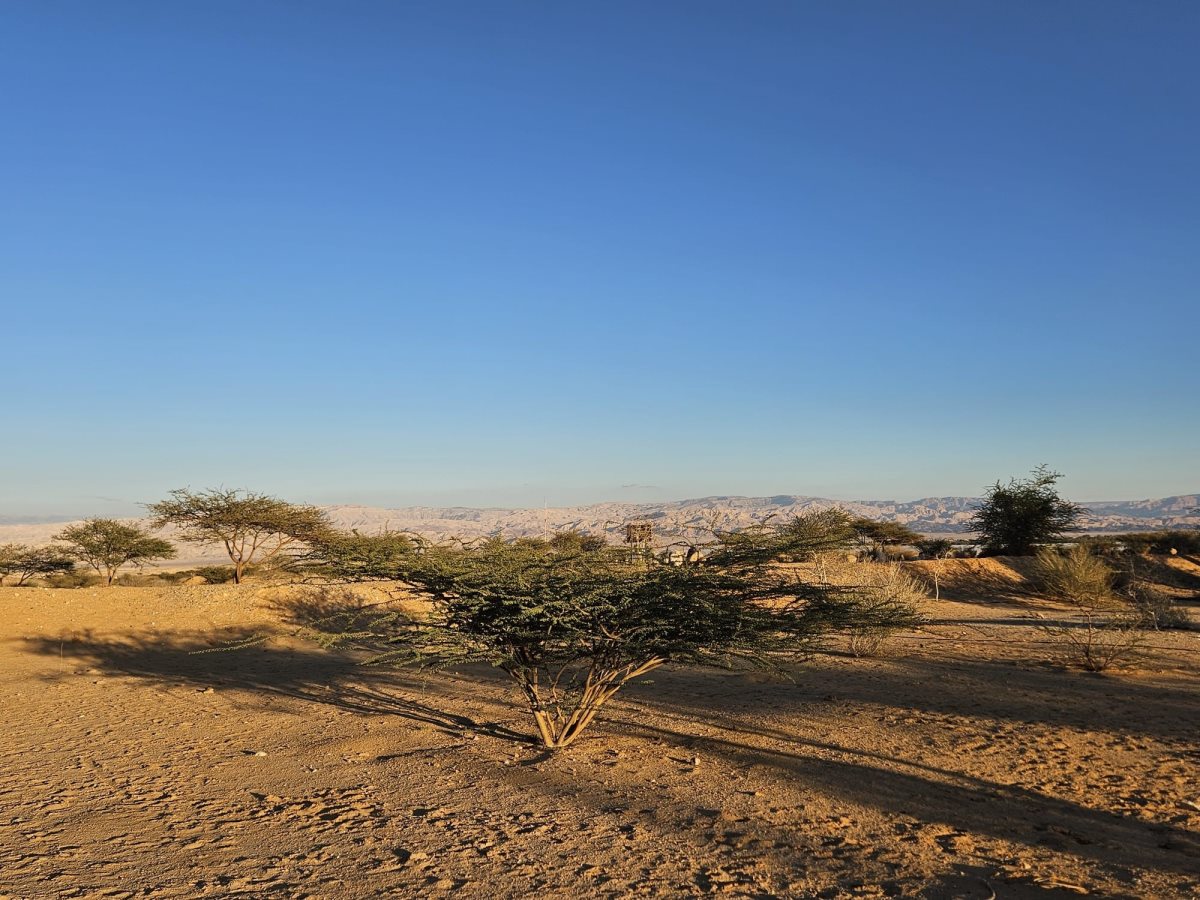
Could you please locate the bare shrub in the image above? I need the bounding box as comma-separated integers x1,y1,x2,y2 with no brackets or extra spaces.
1121,581,1191,631
1034,545,1114,607
847,629,892,657
1042,613,1146,672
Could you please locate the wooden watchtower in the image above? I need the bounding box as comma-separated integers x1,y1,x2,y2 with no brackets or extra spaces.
624,521,653,552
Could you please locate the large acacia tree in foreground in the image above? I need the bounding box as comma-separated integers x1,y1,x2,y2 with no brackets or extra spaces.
148,488,331,583
308,514,920,750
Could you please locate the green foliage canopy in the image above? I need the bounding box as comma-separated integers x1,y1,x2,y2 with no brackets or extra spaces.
148,488,331,583
0,543,76,586
54,519,175,585
968,466,1083,556
307,513,920,750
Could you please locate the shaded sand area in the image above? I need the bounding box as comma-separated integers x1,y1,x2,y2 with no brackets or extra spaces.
2,565,1198,898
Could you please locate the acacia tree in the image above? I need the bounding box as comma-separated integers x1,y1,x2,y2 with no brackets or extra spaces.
915,538,954,560
849,518,922,559
968,466,1083,556
307,512,920,750
0,543,76,586
54,519,175,585
148,488,331,584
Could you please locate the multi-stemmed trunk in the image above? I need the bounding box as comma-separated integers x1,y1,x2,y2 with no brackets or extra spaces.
514,657,665,750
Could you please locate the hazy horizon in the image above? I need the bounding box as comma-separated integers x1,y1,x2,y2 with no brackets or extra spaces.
4,480,1198,525
2,3,1197,519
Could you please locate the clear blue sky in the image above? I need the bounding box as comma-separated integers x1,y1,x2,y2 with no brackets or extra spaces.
2,1,1197,518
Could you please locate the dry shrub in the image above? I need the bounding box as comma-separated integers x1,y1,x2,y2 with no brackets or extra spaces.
845,564,928,657
114,572,158,587
1042,613,1146,672
44,569,101,588
847,629,892,657
808,551,859,586
1121,581,1191,631
1033,546,1114,607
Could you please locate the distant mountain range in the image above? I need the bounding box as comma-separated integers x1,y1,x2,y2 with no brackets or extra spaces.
320,494,1200,543
2,494,1196,553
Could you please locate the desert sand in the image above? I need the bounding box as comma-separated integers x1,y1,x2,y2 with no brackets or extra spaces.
2,560,1198,898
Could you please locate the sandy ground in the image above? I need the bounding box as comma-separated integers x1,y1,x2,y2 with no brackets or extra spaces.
1,561,1198,899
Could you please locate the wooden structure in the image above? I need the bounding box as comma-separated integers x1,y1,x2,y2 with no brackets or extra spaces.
624,521,653,548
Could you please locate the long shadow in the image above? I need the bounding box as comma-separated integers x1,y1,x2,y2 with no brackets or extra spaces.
20,628,530,743
598,712,1200,880
909,558,1038,606
621,654,1199,744
921,616,1106,628
20,623,1199,888
1123,554,1200,593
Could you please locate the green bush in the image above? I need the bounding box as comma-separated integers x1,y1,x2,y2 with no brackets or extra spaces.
916,538,953,560
548,530,608,553
189,565,238,584
307,524,920,750
968,466,1083,556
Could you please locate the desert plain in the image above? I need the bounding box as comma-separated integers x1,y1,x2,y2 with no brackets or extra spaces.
1,557,1198,899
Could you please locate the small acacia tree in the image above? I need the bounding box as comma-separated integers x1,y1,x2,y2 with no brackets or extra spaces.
307,513,920,750
850,518,923,559
968,466,1083,556
148,488,331,584
54,519,175,585
916,538,954,560
0,543,76,586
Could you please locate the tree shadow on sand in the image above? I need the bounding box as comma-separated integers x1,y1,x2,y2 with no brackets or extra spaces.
595,711,1200,883
909,557,1042,606
624,652,1199,744
20,626,529,743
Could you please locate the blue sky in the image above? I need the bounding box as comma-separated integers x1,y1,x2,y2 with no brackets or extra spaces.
2,1,1197,518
